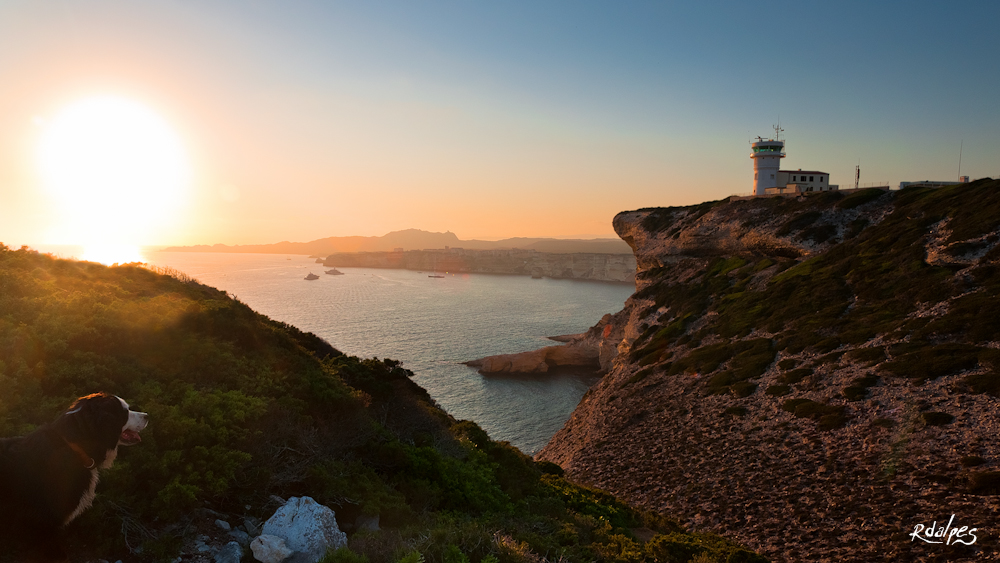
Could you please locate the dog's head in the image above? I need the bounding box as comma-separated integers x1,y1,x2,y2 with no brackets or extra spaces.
55,393,148,467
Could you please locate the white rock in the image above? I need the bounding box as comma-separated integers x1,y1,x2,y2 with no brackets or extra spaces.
251,534,294,563
215,541,243,563
260,497,347,563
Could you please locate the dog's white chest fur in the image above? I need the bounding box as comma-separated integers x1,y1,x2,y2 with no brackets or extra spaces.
65,469,99,526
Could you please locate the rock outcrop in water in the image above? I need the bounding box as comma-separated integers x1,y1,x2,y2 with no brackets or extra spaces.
466,314,628,375
539,181,1000,562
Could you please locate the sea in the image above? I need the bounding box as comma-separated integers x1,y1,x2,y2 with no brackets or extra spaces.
144,252,635,455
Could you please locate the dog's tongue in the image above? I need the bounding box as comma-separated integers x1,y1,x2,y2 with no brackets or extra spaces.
121,430,141,444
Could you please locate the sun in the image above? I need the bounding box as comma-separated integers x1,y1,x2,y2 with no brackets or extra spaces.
37,96,191,264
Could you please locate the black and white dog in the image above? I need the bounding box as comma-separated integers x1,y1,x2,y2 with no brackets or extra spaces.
0,393,148,562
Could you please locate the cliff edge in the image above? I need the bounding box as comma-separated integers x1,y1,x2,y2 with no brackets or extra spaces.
539,181,1000,562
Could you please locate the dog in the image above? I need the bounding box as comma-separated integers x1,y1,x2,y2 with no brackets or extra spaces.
0,393,148,562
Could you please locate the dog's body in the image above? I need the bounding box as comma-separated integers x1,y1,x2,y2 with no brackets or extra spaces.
0,393,147,562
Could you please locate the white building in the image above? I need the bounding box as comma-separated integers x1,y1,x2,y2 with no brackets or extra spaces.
769,170,835,194
750,131,838,196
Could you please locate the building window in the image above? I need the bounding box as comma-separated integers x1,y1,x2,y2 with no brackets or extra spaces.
770,174,774,179
810,176,814,181
755,173,758,179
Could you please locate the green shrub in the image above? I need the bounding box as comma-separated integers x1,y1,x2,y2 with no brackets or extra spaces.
965,369,1000,396
960,456,985,467
777,359,799,370
842,375,878,401
781,399,812,414
765,385,790,397
836,188,886,210
842,386,868,401
847,347,886,366
921,412,955,426
776,211,822,236
882,343,981,382
723,406,748,417
729,382,757,398
778,369,812,385
968,472,1000,495
782,399,848,431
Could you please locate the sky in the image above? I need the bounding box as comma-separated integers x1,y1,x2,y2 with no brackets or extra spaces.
1,0,998,252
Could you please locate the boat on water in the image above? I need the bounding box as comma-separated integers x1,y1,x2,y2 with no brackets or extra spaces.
325,268,344,275
304,273,320,280
428,274,445,278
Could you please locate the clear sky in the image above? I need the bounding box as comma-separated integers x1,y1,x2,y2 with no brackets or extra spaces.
1,0,998,254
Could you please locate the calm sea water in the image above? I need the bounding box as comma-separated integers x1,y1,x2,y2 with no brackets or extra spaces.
145,252,634,454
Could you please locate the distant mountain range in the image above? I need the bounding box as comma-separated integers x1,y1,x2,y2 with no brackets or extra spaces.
163,228,633,255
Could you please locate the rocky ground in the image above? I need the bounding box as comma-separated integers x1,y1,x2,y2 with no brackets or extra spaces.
539,184,1000,562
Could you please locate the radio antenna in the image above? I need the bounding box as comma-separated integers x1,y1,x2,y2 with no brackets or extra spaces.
958,140,963,180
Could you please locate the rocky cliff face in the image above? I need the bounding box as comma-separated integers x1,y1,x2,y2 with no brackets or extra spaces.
539,181,1000,562
323,248,636,283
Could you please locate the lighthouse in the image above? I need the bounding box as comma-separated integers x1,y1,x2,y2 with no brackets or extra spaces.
750,126,785,196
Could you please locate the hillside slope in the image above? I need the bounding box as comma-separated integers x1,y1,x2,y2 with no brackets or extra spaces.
539,181,1000,562
0,246,763,563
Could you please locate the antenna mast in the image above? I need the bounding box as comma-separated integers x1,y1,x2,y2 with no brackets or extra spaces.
958,140,963,180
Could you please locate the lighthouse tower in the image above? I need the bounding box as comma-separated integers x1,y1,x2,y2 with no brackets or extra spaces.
750,126,785,195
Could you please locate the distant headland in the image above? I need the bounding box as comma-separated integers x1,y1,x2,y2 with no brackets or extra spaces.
323,248,636,283
163,228,633,256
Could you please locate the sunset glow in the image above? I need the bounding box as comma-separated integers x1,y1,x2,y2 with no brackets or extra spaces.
0,2,997,250
37,96,190,263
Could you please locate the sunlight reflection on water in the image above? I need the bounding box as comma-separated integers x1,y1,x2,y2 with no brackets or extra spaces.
146,252,634,454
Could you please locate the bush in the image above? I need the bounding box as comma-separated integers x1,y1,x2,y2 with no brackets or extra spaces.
766,385,790,397
960,456,985,467
782,399,848,431
723,406,748,417
847,347,886,366
842,375,878,401
778,368,812,385
921,412,955,426
968,472,1000,495
881,343,981,382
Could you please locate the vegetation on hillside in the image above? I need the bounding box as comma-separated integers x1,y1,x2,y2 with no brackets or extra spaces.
626,179,1000,430
0,245,765,563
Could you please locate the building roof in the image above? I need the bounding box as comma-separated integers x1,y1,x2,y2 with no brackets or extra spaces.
779,170,828,175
